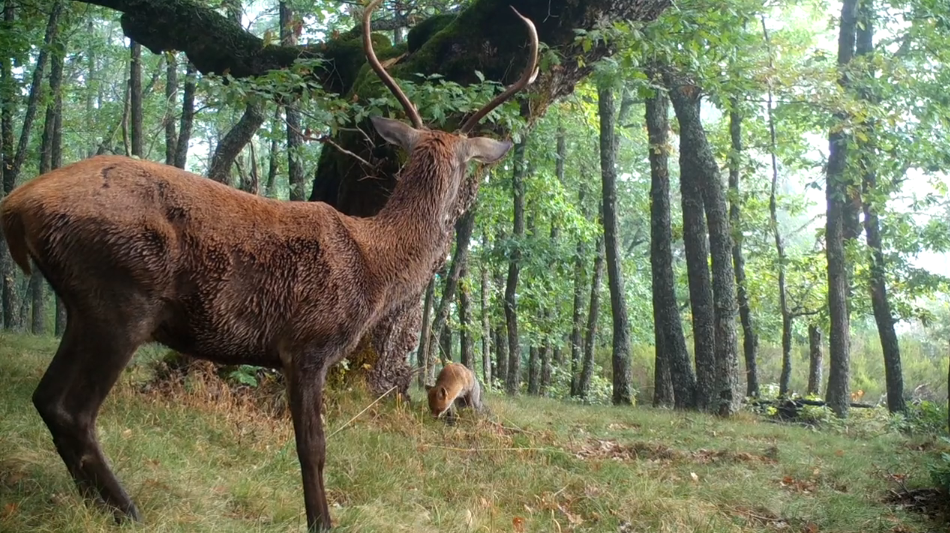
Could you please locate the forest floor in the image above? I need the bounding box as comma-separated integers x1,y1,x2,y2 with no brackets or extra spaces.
0,333,947,533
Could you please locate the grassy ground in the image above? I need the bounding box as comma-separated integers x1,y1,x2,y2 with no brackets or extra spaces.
0,333,943,533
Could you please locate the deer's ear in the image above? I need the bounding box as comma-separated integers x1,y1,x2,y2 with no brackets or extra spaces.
371,116,420,151
464,137,513,164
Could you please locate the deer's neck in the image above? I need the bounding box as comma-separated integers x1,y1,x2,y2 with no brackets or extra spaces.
365,152,456,291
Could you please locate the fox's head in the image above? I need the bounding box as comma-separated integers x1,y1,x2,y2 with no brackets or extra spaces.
424,384,451,418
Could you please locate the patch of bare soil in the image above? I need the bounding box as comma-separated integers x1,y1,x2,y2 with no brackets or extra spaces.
884,486,950,524
571,438,777,465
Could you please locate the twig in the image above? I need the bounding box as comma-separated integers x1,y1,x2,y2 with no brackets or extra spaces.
420,444,564,453
286,123,373,168
327,385,397,440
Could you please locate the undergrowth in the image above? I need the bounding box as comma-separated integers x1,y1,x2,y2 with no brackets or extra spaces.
1,333,947,532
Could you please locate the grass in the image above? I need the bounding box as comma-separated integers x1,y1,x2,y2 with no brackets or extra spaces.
0,333,943,532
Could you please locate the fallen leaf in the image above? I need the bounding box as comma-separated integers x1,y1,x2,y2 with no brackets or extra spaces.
2,503,17,518
513,516,525,532
690,472,699,482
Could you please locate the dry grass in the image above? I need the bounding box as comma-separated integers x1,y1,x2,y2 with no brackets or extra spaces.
0,333,943,532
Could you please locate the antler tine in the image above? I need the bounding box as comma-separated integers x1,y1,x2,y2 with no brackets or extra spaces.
457,6,539,135
363,0,424,129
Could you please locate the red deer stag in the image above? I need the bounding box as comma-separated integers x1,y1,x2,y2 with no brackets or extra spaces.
0,0,538,529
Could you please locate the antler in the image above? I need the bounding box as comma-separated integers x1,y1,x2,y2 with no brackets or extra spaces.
457,6,540,135
363,0,424,129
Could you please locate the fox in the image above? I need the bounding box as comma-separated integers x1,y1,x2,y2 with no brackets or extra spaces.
425,362,484,420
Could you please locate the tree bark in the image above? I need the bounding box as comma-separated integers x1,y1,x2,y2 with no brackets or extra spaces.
666,76,715,412
540,344,552,396
855,0,904,414
761,21,793,398
825,0,859,418
2,0,63,332
208,103,266,183
439,320,453,363
667,70,739,416
505,139,527,395
569,191,588,397
417,278,435,387
807,324,823,396
459,263,474,369
579,233,605,398
280,1,306,201
426,207,476,371
527,346,540,395
130,41,143,157
52,46,66,336
727,102,758,398
480,264,491,388
646,81,694,409
173,62,196,169
598,81,633,405
165,53,179,166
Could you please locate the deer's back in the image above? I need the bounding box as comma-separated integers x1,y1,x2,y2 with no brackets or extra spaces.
5,155,377,366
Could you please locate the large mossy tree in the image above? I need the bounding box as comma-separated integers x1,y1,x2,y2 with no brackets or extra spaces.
66,0,673,396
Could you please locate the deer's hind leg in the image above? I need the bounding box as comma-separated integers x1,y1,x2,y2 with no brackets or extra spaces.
32,297,156,522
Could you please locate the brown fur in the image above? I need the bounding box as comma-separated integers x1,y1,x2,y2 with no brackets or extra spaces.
426,362,483,418
0,1,537,530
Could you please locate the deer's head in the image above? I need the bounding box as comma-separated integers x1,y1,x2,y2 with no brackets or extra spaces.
362,0,539,202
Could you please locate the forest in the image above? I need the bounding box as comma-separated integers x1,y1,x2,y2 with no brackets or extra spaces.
2,0,950,530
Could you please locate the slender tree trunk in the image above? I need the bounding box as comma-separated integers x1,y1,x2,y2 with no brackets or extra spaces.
2,0,63,332
807,324,823,395
540,344,552,396
761,21,793,398
854,0,905,414
174,62,196,169
165,54,179,166
130,41,143,157
727,102,759,398
527,346,539,395
417,278,436,387
569,193,588,397
598,81,633,405
439,323,453,363
666,79,715,412
579,234,605,398
265,107,280,197
646,82,694,409
480,264,491,388
33,29,68,336
427,207,476,368
208,103,265,183
505,139,527,395
459,264,474,369
825,0,860,418
280,1,305,200
52,48,66,335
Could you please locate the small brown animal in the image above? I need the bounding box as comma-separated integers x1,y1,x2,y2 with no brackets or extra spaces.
0,0,538,530
426,362,484,419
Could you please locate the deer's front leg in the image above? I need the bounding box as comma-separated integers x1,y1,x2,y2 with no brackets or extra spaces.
285,360,332,531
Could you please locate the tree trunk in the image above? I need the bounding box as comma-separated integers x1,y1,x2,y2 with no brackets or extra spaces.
646,80,694,409
165,53,179,165
597,81,633,405
505,139,527,395
807,324,823,396
527,346,540,395
2,0,63,332
52,48,66,336
417,278,435,387
130,41,143,157
727,102,759,398
854,0,905,414
280,1,306,201
825,0,859,418
439,321,453,364
761,22,793,399
174,62,196,169
480,264,491,388
666,75,715,412
569,193,588,397
427,207,476,371
579,234,605,398
540,344,552,396
208,103,266,183
458,264,474,369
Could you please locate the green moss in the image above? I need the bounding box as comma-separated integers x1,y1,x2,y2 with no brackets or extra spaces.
407,14,455,53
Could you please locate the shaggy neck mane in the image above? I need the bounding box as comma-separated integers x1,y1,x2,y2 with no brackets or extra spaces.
365,137,456,286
